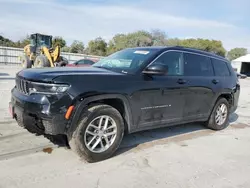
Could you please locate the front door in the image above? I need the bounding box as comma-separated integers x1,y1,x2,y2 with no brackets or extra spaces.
130,51,186,128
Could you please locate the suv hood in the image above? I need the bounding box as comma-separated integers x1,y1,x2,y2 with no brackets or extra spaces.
17,67,122,82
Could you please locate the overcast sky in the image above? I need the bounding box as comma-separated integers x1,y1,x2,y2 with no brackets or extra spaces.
0,0,249,50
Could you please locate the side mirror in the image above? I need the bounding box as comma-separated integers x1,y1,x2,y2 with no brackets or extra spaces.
142,64,168,75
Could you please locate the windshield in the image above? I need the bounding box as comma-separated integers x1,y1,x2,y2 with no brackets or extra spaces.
30,35,36,46
38,35,51,48
93,48,160,74
29,34,52,48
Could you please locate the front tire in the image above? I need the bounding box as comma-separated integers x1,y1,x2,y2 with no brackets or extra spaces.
34,55,50,68
205,98,230,130
21,55,32,68
69,104,124,163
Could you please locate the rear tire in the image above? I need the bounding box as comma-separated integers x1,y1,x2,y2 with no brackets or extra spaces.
21,55,32,68
34,55,50,68
205,98,230,130
57,56,68,67
69,104,124,163
58,61,67,67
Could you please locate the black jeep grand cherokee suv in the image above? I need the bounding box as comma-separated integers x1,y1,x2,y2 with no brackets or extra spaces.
10,46,240,162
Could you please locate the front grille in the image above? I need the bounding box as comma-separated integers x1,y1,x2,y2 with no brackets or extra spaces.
16,77,30,95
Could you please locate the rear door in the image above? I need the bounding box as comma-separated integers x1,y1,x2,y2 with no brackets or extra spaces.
211,58,232,98
182,52,216,120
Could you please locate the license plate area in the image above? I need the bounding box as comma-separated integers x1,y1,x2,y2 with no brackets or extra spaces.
9,102,14,118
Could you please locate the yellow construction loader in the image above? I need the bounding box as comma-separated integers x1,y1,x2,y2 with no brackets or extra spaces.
20,33,68,68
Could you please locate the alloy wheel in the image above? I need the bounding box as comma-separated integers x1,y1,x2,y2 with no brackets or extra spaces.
215,103,228,125
84,115,117,153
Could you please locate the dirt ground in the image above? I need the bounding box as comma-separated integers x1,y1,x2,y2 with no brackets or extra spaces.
0,65,250,188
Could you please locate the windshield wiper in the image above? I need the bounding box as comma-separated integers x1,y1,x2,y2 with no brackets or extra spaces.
94,66,129,74
94,66,111,70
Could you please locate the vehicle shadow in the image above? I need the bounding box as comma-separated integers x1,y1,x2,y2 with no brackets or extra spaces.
0,73,9,76
24,124,70,148
116,123,207,155
43,134,69,148
38,122,209,156
229,112,238,123
116,112,239,156
0,77,15,80
34,113,239,154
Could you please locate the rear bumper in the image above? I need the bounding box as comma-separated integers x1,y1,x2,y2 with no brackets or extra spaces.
10,87,72,135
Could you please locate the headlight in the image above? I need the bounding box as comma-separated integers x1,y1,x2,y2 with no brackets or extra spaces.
29,82,70,94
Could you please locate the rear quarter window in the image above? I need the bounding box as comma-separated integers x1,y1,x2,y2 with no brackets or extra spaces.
183,53,214,76
212,59,230,77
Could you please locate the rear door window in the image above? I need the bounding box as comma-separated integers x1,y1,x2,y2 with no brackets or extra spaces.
212,59,230,76
75,60,85,65
83,60,95,65
183,53,214,76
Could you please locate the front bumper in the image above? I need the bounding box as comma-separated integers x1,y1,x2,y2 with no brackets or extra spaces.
10,87,72,135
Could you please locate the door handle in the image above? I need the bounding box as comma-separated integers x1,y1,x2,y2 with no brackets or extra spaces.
177,79,187,84
212,79,219,84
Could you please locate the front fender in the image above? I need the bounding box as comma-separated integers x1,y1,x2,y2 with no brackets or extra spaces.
66,94,133,138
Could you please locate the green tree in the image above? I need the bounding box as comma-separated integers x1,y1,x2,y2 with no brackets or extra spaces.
227,48,248,61
70,40,84,53
107,34,127,54
107,30,153,54
52,36,66,48
86,37,107,56
15,35,30,48
151,29,168,46
166,38,182,46
61,46,71,52
0,35,15,47
126,30,153,47
177,38,226,57
0,30,230,58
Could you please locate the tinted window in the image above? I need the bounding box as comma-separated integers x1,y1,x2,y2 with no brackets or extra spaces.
76,60,85,65
212,59,230,76
152,51,183,75
84,60,95,65
184,53,214,76
78,60,94,65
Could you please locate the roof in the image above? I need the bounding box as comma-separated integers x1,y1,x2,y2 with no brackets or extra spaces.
232,54,250,63
129,46,226,61
30,33,52,37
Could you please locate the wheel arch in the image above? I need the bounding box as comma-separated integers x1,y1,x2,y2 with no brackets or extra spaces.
209,92,234,116
66,94,133,138
219,93,233,107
